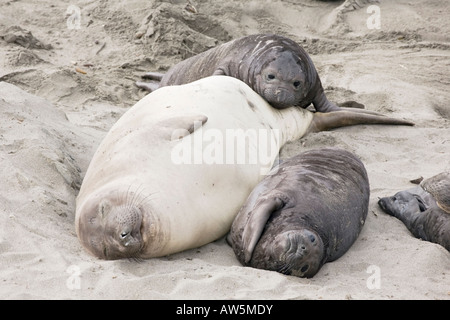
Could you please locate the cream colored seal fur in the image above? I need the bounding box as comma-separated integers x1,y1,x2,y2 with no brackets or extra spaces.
75,76,413,260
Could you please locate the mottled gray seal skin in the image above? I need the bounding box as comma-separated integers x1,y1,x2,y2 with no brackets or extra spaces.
227,147,370,278
138,34,346,112
420,172,450,214
378,174,450,251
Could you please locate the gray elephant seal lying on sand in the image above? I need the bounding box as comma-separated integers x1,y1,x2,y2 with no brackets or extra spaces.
378,172,450,251
227,147,370,277
138,33,381,113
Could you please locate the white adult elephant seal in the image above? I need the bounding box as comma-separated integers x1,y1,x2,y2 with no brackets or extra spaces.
75,76,413,260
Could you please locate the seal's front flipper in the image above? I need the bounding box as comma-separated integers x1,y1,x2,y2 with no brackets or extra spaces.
136,72,165,92
226,233,233,246
213,68,227,76
156,114,208,140
142,72,165,81
307,111,414,133
136,81,160,92
313,92,388,116
242,197,285,263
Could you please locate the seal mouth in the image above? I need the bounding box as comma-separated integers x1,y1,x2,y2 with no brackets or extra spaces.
264,87,296,109
377,197,392,214
96,203,145,260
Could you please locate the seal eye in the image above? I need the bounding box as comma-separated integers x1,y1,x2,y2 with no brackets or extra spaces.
120,231,129,239
267,74,276,80
300,265,309,273
413,194,427,212
293,81,301,88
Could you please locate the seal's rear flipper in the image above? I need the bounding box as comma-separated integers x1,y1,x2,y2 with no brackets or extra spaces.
338,107,390,116
136,72,166,92
242,197,284,263
337,100,365,109
308,110,414,133
142,72,165,81
136,81,160,92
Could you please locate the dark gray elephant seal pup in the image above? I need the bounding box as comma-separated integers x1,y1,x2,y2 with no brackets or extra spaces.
137,33,361,112
227,147,370,278
378,172,450,251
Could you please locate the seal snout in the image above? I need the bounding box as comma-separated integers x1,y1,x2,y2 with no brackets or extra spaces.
263,87,296,109
377,197,390,213
272,229,323,278
378,196,402,217
114,205,144,251
378,191,428,218
275,88,292,103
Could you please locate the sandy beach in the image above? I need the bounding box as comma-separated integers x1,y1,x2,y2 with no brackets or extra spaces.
0,0,449,299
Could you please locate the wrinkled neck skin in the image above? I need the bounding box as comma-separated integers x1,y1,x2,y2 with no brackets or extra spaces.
272,107,314,146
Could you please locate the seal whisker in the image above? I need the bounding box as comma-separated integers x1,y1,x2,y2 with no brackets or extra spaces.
127,184,142,208
127,184,136,208
126,254,144,263
135,191,158,209
277,262,292,275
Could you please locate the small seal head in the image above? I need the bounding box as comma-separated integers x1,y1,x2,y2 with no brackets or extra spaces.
378,176,450,251
256,50,307,109
378,191,428,217
268,229,324,278
76,188,145,260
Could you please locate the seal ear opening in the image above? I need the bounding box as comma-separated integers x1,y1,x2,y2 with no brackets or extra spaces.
242,197,285,263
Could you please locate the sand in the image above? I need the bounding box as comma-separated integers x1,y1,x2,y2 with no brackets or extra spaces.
0,0,449,300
